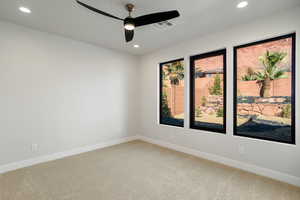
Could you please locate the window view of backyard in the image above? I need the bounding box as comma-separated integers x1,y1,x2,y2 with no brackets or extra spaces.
235,35,295,143
191,51,225,132
160,60,184,127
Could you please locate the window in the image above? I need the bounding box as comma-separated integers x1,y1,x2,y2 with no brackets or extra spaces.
190,49,226,133
234,33,296,144
159,59,185,127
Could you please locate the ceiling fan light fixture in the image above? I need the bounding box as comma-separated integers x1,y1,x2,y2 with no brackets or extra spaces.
237,1,248,8
124,17,135,30
124,23,135,30
19,6,31,13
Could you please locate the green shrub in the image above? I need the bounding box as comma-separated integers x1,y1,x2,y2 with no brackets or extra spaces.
195,106,202,117
216,107,224,118
201,96,207,106
281,104,291,119
242,74,257,81
162,93,171,117
209,74,222,95
242,67,258,81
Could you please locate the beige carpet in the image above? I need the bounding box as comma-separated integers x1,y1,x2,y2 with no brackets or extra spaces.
1,140,299,200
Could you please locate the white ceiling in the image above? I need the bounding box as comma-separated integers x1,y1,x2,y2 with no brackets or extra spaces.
0,0,299,55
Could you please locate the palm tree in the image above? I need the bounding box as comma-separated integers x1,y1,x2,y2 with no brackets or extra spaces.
164,61,184,115
256,51,288,97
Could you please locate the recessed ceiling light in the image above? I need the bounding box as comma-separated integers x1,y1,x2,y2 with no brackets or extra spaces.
237,1,248,8
133,44,140,48
19,7,31,14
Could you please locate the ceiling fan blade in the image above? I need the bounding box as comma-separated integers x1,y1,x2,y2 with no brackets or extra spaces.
76,1,123,21
134,10,179,27
125,29,134,42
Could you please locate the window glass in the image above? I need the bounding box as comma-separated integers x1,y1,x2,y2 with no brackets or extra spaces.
190,50,226,133
234,34,295,144
160,59,184,127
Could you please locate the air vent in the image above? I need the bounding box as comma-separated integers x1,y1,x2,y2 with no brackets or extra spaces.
152,20,174,30
157,21,173,26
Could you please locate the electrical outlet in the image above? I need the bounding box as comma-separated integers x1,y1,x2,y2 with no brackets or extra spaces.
238,144,245,155
31,144,38,152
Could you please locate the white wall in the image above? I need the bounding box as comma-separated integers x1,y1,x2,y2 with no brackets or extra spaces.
0,21,138,166
138,6,300,181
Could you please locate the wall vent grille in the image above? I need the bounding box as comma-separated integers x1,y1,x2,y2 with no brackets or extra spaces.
152,20,174,30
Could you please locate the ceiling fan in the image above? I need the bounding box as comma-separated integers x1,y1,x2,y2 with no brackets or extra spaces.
76,1,180,42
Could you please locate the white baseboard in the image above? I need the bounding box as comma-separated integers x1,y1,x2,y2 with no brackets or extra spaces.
0,136,138,174
138,136,300,187
1,135,299,187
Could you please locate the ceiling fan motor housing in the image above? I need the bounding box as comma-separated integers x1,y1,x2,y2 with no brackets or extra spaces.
126,4,135,13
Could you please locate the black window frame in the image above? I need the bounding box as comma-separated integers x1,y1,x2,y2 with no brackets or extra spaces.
233,33,296,145
159,58,185,127
190,49,227,134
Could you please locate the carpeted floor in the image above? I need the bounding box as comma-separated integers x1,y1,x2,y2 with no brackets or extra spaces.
1,140,299,200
